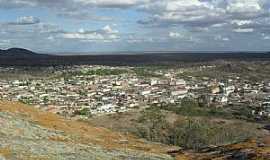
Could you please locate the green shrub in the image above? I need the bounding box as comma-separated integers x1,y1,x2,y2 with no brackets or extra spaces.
136,108,170,142
134,108,258,151
74,108,92,117
157,98,232,119
171,119,210,150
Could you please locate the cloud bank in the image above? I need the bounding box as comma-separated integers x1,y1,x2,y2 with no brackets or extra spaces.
0,0,270,52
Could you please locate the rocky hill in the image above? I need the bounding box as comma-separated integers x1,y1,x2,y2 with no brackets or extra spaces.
0,48,49,58
0,101,269,160
174,137,270,160
0,101,175,160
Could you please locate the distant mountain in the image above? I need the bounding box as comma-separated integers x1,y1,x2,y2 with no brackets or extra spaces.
0,48,270,66
0,48,49,58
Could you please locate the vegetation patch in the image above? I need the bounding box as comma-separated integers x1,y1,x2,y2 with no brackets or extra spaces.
133,67,163,77
135,108,261,151
81,68,129,76
73,108,92,117
154,97,233,119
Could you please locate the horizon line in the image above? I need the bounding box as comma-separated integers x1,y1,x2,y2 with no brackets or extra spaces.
1,47,270,55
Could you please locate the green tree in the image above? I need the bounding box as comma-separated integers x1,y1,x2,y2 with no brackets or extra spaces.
137,108,169,142
171,119,210,150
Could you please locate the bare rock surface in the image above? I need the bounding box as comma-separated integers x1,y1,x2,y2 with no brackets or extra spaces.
0,102,173,160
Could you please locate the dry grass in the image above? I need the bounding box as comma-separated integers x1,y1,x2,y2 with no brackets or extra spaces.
0,101,174,155
1,101,269,160
228,138,270,156
0,147,11,158
175,154,191,160
174,138,270,160
48,136,69,142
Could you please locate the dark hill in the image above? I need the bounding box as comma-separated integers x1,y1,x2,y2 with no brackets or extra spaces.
0,48,50,58
0,48,270,66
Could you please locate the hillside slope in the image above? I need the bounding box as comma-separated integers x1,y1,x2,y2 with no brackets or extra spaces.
89,110,270,160
175,137,270,160
0,101,269,160
0,101,175,160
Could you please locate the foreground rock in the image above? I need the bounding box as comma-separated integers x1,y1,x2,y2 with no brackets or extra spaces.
1,101,269,160
0,101,174,160
174,137,270,160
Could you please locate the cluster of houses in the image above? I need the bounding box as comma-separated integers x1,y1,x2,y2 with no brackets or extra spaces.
0,65,270,119
252,96,270,118
0,66,189,117
188,75,270,118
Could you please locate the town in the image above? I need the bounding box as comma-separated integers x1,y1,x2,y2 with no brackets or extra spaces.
0,65,270,120
2,0,270,158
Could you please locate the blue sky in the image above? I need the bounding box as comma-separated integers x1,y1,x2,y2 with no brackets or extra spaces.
0,0,270,53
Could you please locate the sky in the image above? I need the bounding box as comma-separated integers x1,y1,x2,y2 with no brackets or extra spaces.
0,0,270,53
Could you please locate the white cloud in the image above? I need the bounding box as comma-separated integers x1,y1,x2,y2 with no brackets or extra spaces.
233,28,254,33
47,36,55,41
262,33,270,40
1,0,270,51
139,0,226,27
169,32,182,39
231,20,253,26
214,35,230,41
168,30,200,42
226,0,262,15
126,35,155,43
0,39,11,45
73,0,148,8
62,32,104,40
0,0,36,8
5,16,40,25
57,11,113,21
17,16,40,24
102,25,119,34
61,25,120,42
263,36,270,40
138,0,270,29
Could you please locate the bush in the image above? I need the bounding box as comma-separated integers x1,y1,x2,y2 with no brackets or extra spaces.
83,69,128,76
133,68,162,77
74,108,92,117
134,108,258,151
136,108,170,143
170,119,210,150
169,119,256,150
158,98,231,119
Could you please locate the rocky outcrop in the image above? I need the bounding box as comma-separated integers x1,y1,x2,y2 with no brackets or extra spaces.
1,101,269,160
174,138,270,160
0,101,173,160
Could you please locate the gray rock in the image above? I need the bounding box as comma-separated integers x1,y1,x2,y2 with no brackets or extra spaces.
0,112,172,160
